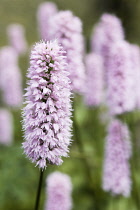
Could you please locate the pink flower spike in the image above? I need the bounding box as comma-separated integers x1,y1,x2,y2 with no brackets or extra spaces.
22,40,72,169
37,2,58,40
0,109,13,145
102,119,132,197
7,24,28,55
45,171,72,210
0,46,23,107
92,13,124,53
130,44,140,109
91,13,124,76
106,40,136,115
49,11,85,94
84,53,104,106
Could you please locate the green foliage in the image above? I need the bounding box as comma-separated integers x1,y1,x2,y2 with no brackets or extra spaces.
0,144,37,210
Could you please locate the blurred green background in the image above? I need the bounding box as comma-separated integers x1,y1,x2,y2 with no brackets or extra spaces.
0,0,140,209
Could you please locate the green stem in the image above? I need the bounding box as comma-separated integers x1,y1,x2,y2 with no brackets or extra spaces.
34,170,44,210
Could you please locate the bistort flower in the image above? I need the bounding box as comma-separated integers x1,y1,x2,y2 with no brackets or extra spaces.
91,13,124,76
0,109,13,145
0,46,23,107
106,40,136,115
49,11,85,93
45,171,72,210
37,2,58,41
84,53,104,106
7,24,28,55
130,44,140,109
102,119,132,197
22,40,72,169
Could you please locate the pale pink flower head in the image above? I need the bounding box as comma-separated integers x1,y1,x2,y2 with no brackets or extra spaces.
0,109,13,145
100,13,124,41
46,171,72,210
0,46,23,107
102,119,132,197
92,13,124,53
49,11,85,93
7,24,28,55
22,40,72,169
130,44,140,109
91,13,124,72
0,46,17,71
37,2,58,40
106,40,136,115
84,53,104,106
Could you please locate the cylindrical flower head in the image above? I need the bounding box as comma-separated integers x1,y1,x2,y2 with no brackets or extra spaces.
0,46,23,107
22,40,72,169
106,40,136,115
91,13,124,72
0,46,17,89
7,24,28,55
130,44,140,109
45,171,72,210
84,53,104,106
102,119,132,197
37,2,58,40
49,11,85,94
0,109,13,145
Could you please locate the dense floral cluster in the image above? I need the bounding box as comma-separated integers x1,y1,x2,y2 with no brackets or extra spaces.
106,41,136,115
49,11,85,93
131,44,140,108
22,40,72,169
37,2,58,40
103,119,131,196
0,46,23,107
7,24,27,55
45,171,72,210
91,13,124,72
0,109,13,145
84,53,104,106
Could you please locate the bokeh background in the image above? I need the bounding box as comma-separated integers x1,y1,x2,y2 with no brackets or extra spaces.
0,0,140,209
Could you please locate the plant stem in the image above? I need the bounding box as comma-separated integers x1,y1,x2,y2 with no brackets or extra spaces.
34,170,44,210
